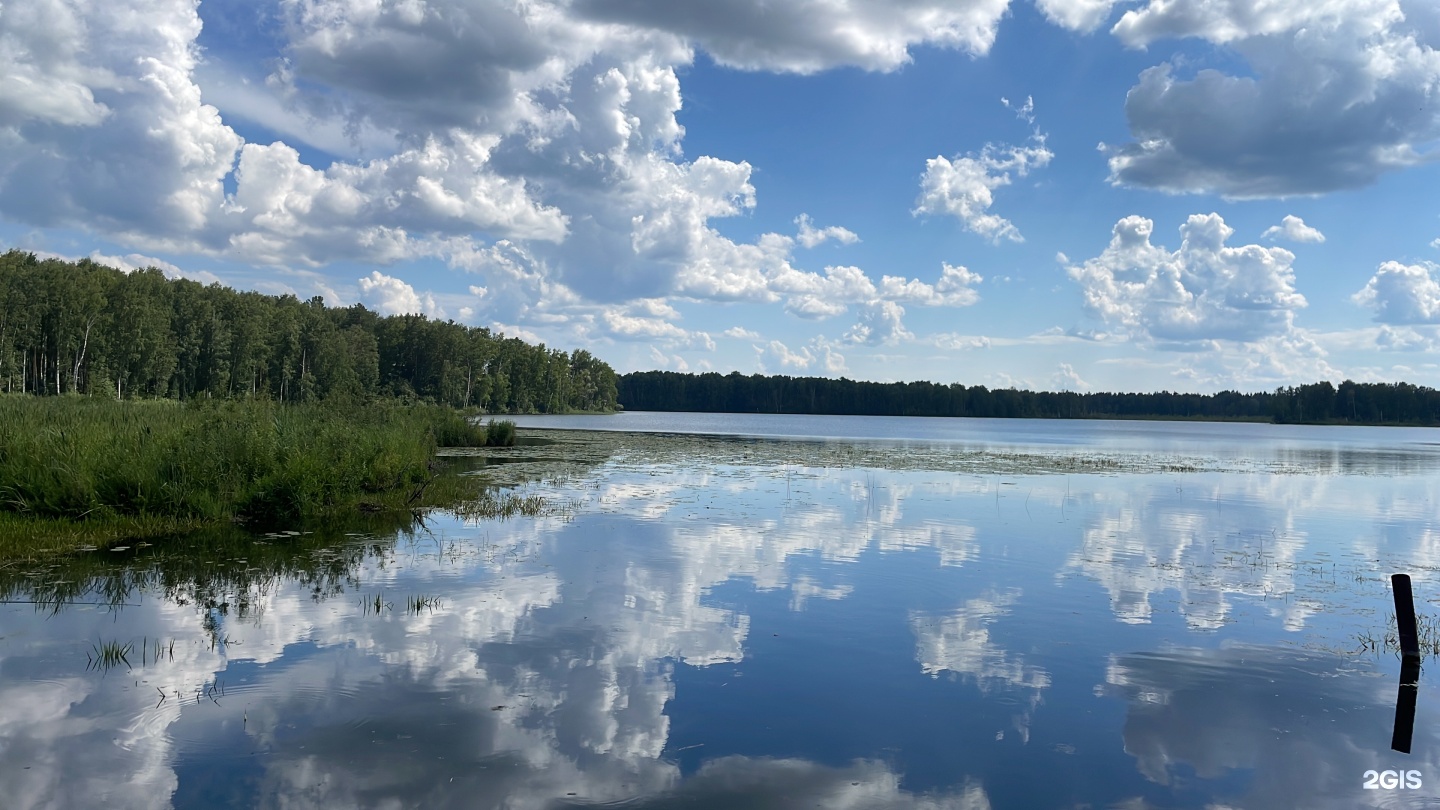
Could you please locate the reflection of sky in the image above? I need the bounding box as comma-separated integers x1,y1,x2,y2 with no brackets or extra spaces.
912,590,1050,692
1061,472,1440,633
1103,647,1440,809
3,448,1439,808
508,412,1440,473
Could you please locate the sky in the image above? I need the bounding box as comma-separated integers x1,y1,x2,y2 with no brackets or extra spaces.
3,0,1440,393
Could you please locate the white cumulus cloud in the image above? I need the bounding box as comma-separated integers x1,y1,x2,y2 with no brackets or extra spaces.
358,270,442,317
1103,0,1440,197
595,302,714,350
1262,215,1326,244
1353,261,1440,324
0,0,241,240
1066,213,1307,345
1033,0,1125,32
1375,325,1440,351
794,214,860,249
1050,362,1090,391
929,333,992,351
37,247,222,285
754,337,848,375
813,339,849,375
569,0,1014,74
84,251,185,278
756,339,816,371
0,0,1056,354
221,136,567,267
914,138,1052,243
845,301,914,346
773,264,877,319
723,326,761,340
880,264,983,307
599,308,692,342
648,344,689,370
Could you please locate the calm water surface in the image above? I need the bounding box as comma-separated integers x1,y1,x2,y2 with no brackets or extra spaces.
3,415,1440,808
509,409,1440,449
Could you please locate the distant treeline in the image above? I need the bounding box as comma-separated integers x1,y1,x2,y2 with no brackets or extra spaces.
0,251,617,412
619,371,1440,426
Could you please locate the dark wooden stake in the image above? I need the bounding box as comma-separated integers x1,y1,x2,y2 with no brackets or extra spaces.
1393,574,1421,658
1392,657,1420,754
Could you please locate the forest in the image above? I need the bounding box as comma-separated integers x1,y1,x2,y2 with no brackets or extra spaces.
0,251,617,412
618,371,1440,426
12,249,1439,427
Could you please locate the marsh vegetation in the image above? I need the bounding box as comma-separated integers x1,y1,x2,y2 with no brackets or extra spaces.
0,395,536,557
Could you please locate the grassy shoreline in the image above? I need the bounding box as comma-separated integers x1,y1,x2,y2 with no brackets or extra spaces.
0,396,517,560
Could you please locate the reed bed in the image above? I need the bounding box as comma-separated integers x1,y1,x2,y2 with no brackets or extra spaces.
0,396,517,555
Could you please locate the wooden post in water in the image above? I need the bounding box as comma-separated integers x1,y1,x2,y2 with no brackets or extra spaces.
1393,657,1420,754
1393,574,1420,658
1391,573,1421,754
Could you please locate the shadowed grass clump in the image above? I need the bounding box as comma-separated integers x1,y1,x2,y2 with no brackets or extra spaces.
0,511,213,557
426,408,488,448
0,396,498,555
484,419,517,447
424,411,514,448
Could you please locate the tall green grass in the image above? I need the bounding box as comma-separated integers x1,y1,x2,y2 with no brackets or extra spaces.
484,419,517,447
0,396,494,540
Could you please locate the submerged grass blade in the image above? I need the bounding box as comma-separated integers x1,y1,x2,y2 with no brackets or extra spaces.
450,491,573,521
86,639,134,672
405,594,443,614
1354,612,1440,657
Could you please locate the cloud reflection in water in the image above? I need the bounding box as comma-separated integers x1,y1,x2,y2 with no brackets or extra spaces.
3,448,1438,809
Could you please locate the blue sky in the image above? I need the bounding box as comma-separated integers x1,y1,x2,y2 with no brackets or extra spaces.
3,0,1440,392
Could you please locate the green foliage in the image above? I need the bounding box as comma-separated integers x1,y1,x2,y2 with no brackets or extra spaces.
0,250,618,413
0,397,484,532
618,371,1440,426
421,407,489,448
0,511,210,559
485,419,517,447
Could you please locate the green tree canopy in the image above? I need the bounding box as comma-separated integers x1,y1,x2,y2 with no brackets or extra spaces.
617,370,1440,426
0,251,617,413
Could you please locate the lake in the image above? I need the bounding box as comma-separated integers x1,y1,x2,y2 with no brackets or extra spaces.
3,413,1439,808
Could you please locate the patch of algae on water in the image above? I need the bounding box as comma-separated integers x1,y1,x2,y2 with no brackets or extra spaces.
440,427,1308,487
